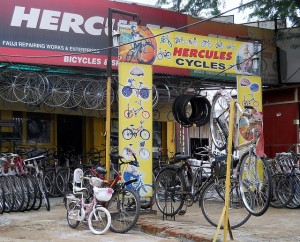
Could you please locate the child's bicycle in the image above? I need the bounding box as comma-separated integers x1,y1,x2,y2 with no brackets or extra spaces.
65,168,113,235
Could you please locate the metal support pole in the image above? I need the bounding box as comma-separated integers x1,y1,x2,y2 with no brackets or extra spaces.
105,8,139,180
213,98,235,242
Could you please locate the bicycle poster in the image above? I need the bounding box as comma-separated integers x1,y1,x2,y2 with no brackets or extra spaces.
118,62,153,197
237,75,264,156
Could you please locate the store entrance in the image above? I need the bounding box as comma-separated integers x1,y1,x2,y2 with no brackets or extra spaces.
57,114,83,154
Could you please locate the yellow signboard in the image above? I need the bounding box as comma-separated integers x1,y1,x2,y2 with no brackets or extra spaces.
237,75,264,156
119,25,261,75
118,62,153,197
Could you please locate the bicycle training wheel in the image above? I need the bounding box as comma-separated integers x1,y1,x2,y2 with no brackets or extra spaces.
200,177,252,229
154,168,186,216
107,188,140,233
210,91,231,151
88,206,111,235
238,151,271,216
67,201,80,228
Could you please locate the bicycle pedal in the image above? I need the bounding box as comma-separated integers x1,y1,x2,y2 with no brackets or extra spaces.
178,210,186,215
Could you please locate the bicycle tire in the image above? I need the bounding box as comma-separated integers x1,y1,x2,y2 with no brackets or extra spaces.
0,69,21,102
56,169,70,195
19,175,30,212
238,151,271,216
210,91,230,151
107,188,140,233
44,170,61,197
122,128,133,140
32,175,42,210
43,75,71,107
0,182,5,214
38,175,51,211
10,176,25,212
1,176,15,212
67,201,81,228
200,177,252,229
139,148,150,160
270,173,294,208
137,42,155,64
88,206,111,235
122,86,133,98
154,167,186,216
139,183,155,210
25,174,37,211
140,129,150,140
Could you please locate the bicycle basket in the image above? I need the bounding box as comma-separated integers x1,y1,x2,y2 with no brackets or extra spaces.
93,187,114,202
140,141,145,147
90,177,103,187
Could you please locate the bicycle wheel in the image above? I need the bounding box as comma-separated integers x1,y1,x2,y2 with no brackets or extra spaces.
67,201,81,228
122,128,133,140
0,69,21,102
137,42,155,64
270,173,294,208
88,206,111,235
107,188,140,233
44,170,61,197
56,169,70,195
19,175,30,212
1,176,15,212
122,86,133,98
210,91,230,151
126,49,135,62
139,148,150,160
0,182,4,214
10,176,25,212
140,129,150,140
32,175,42,210
43,75,71,107
83,80,104,109
139,87,149,99
200,177,252,229
154,168,186,216
38,175,51,211
25,174,37,211
138,183,155,210
238,151,271,216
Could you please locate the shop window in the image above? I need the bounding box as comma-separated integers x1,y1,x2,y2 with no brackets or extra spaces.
26,113,52,144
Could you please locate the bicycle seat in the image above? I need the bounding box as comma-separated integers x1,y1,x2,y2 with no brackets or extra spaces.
174,154,190,161
96,166,107,175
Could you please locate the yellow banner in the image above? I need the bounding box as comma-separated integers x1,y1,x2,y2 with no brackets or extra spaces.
119,25,261,75
118,62,153,197
237,75,264,156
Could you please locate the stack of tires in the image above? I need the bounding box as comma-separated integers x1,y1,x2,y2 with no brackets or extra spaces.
172,95,211,127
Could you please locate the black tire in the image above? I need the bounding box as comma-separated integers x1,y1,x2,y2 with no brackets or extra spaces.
107,188,140,233
270,173,294,208
56,169,70,195
40,180,51,211
0,181,5,214
32,175,42,210
25,174,37,211
200,177,252,229
122,128,133,140
154,167,186,216
1,176,15,213
10,176,25,212
67,201,80,228
19,175,30,212
238,151,271,216
138,182,155,210
44,170,61,197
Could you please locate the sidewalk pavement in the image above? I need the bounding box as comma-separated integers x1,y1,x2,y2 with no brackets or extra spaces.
49,197,300,242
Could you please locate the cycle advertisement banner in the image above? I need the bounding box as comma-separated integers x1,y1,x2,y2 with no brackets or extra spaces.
237,75,264,157
118,62,153,197
119,25,262,76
